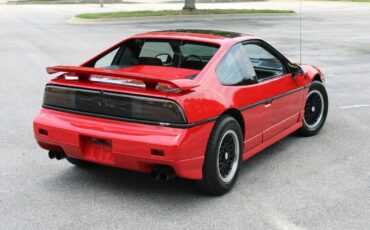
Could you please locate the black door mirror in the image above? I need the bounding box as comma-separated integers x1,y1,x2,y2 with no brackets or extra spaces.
290,64,303,78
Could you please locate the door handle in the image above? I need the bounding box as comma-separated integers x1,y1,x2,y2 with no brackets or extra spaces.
264,98,273,104
264,98,273,107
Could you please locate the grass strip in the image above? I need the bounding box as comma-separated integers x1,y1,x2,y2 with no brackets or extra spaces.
76,9,295,19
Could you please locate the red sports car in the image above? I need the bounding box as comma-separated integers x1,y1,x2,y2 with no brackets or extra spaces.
33,29,328,195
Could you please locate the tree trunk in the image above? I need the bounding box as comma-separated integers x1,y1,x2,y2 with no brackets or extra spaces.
183,0,196,11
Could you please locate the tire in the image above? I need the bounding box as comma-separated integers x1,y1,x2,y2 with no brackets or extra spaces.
197,115,243,196
297,81,328,136
66,157,94,167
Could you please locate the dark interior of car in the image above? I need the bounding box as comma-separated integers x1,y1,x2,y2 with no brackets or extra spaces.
90,39,220,71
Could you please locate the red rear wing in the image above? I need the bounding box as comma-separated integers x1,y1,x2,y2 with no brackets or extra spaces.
46,66,200,91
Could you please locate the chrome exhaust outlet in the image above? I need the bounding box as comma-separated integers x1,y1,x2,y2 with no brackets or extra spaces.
49,150,66,160
150,170,159,181
48,151,55,159
158,168,175,183
150,166,175,182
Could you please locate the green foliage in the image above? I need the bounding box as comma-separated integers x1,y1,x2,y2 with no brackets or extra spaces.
76,9,295,20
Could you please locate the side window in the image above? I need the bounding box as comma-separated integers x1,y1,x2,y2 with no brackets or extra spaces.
94,48,119,68
216,43,257,85
243,43,285,80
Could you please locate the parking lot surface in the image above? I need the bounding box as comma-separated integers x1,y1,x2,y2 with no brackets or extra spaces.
0,2,369,229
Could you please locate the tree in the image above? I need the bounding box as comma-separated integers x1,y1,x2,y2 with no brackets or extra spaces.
183,0,196,11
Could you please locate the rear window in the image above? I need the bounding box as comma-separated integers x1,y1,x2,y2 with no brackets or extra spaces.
180,43,218,58
139,41,174,59
88,39,219,71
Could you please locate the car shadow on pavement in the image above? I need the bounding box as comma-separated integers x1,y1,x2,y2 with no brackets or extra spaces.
41,134,301,200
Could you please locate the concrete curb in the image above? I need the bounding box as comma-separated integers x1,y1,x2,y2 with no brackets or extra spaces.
68,12,296,24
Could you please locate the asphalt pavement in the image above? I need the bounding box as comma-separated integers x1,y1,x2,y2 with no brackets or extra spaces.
0,2,369,229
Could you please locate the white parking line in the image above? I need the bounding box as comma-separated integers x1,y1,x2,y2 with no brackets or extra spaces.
339,104,370,109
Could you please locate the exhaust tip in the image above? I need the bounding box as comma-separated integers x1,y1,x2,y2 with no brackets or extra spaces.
55,152,62,160
150,170,159,181
158,168,175,183
48,151,55,159
150,166,176,182
158,172,168,182
49,150,66,160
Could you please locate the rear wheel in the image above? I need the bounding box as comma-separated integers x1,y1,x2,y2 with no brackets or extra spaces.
66,157,94,167
197,115,243,196
298,81,328,136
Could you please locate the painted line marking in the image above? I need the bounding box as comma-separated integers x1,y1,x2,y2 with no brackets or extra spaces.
339,104,370,109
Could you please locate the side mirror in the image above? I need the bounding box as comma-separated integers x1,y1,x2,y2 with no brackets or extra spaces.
290,64,304,78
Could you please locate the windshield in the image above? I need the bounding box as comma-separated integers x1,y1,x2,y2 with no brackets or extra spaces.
88,39,219,71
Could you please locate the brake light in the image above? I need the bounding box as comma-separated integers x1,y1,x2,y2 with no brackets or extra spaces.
155,83,182,93
89,75,146,89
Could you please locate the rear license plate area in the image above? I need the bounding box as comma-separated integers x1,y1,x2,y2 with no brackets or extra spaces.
82,136,113,164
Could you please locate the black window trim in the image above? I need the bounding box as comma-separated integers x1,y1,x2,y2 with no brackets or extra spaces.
241,39,293,83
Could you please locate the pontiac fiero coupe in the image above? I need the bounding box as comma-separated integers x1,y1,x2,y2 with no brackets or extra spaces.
34,30,328,195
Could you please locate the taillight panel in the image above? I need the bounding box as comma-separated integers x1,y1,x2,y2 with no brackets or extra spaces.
43,84,187,125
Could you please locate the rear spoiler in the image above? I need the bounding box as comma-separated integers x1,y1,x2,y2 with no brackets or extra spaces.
46,66,199,91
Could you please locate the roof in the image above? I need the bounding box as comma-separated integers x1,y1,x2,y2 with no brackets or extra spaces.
158,29,245,38
132,29,254,44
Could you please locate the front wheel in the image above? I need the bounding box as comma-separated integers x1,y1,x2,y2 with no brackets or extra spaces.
197,115,243,196
298,81,328,136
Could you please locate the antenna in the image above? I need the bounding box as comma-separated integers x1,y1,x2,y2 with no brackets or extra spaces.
299,0,302,64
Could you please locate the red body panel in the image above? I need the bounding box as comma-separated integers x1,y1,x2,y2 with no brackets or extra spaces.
33,31,324,179
34,109,214,179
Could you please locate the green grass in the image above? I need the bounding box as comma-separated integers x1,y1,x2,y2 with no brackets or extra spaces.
76,9,295,20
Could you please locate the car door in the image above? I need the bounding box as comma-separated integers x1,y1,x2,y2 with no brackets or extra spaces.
215,43,273,155
242,41,306,141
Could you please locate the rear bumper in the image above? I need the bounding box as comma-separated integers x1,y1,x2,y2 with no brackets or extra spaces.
33,108,214,179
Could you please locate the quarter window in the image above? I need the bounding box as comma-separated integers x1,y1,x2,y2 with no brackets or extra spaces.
216,43,257,85
94,48,119,68
243,43,285,80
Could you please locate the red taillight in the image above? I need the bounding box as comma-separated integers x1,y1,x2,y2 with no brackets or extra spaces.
43,85,187,124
